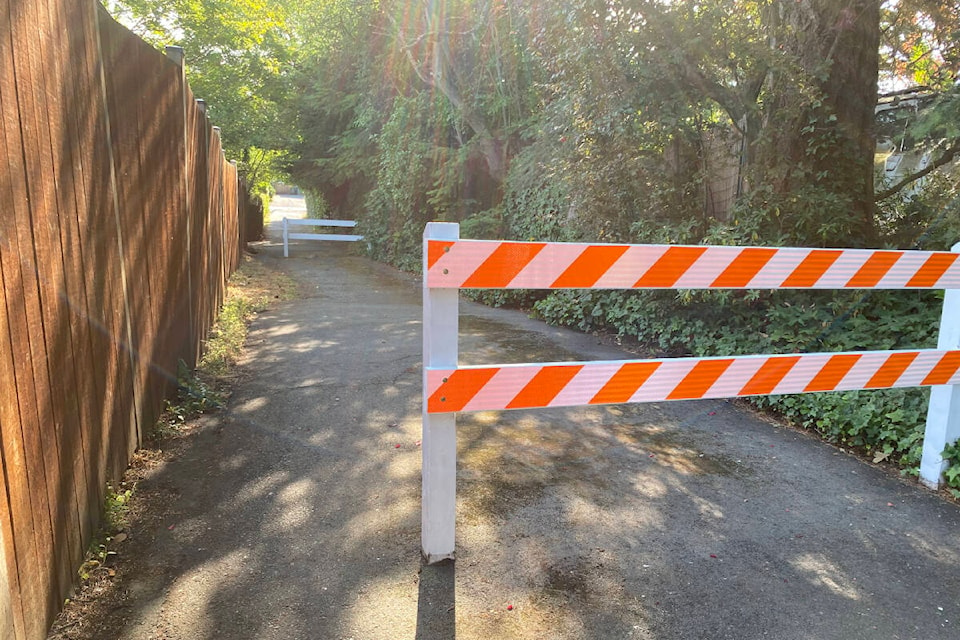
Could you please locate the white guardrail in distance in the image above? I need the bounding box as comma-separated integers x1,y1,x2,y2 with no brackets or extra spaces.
421,221,960,563
282,218,364,257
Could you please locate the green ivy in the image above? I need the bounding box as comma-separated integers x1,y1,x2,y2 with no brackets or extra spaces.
944,441,960,496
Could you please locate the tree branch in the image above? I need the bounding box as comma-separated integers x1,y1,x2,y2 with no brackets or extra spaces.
874,140,960,201
680,58,748,136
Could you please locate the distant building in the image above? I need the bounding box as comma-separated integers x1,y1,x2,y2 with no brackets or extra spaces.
875,88,957,198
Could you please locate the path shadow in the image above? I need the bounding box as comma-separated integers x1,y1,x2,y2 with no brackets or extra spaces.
415,558,456,640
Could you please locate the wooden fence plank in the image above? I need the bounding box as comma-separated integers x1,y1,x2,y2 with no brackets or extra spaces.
4,0,68,628
18,0,91,610
188,95,210,365
158,48,194,376
0,23,31,634
91,3,140,485
100,9,158,454
36,0,96,587
0,520,14,639
57,0,111,556
135,45,183,414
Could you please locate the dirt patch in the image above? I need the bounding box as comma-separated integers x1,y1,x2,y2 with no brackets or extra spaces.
46,439,186,639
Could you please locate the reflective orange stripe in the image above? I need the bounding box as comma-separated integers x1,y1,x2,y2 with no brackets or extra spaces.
846,251,902,287
634,246,708,287
506,365,584,410
865,351,918,388
427,240,456,269
803,354,861,392
428,368,499,413
739,356,802,395
666,359,735,400
461,242,546,288
782,250,843,287
551,245,630,288
921,351,960,385
590,361,661,405
906,253,959,288
711,247,777,288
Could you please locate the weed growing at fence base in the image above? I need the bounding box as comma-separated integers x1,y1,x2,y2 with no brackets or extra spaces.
75,483,131,584
199,253,298,379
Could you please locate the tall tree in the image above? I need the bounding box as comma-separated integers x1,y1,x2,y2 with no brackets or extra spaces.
386,0,536,191
628,0,881,244
104,0,296,159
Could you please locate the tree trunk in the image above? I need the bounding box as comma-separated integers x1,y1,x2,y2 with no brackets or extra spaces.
817,0,880,243
752,0,880,245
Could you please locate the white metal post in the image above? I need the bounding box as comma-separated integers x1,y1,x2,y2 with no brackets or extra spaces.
282,217,289,257
920,241,960,489
422,222,460,563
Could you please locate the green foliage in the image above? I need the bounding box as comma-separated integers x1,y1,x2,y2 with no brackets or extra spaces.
104,0,299,159
360,93,444,272
943,440,960,494
78,483,132,581
104,484,134,533
238,147,287,199
152,364,223,440
304,188,329,219
199,297,255,379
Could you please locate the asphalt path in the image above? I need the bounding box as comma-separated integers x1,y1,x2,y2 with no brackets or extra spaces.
104,195,960,639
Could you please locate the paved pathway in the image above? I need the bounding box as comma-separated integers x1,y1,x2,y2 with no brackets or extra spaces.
100,195,960,639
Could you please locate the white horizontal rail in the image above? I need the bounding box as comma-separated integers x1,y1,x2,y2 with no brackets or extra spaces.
287,233,364,242
283,217,364,256
285,218,357,227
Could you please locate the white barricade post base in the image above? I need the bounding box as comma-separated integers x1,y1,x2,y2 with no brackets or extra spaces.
422,222,460,563
920,242,960,489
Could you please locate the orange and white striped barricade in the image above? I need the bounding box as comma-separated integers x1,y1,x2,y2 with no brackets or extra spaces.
421,222,960,562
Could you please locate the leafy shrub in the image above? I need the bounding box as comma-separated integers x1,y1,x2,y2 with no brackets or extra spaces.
944,440,960,497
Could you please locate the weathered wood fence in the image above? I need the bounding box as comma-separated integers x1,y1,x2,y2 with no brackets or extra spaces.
0,2,258,638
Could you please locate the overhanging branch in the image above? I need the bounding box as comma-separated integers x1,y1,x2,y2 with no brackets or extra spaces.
874,141,960,202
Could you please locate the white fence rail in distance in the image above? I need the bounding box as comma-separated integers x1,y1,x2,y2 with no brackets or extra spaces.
282,218,364,257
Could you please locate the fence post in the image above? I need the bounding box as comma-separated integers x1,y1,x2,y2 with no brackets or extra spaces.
165,45,195,359
422,222,460,563
920,241,960,489
283,218,289,258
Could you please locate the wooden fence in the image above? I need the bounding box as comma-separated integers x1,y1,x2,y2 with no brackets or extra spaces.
0,2,255,638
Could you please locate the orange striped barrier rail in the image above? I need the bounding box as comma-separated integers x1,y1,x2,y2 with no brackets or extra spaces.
426,350,960,413
420,222,960,563
426,240,960,290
